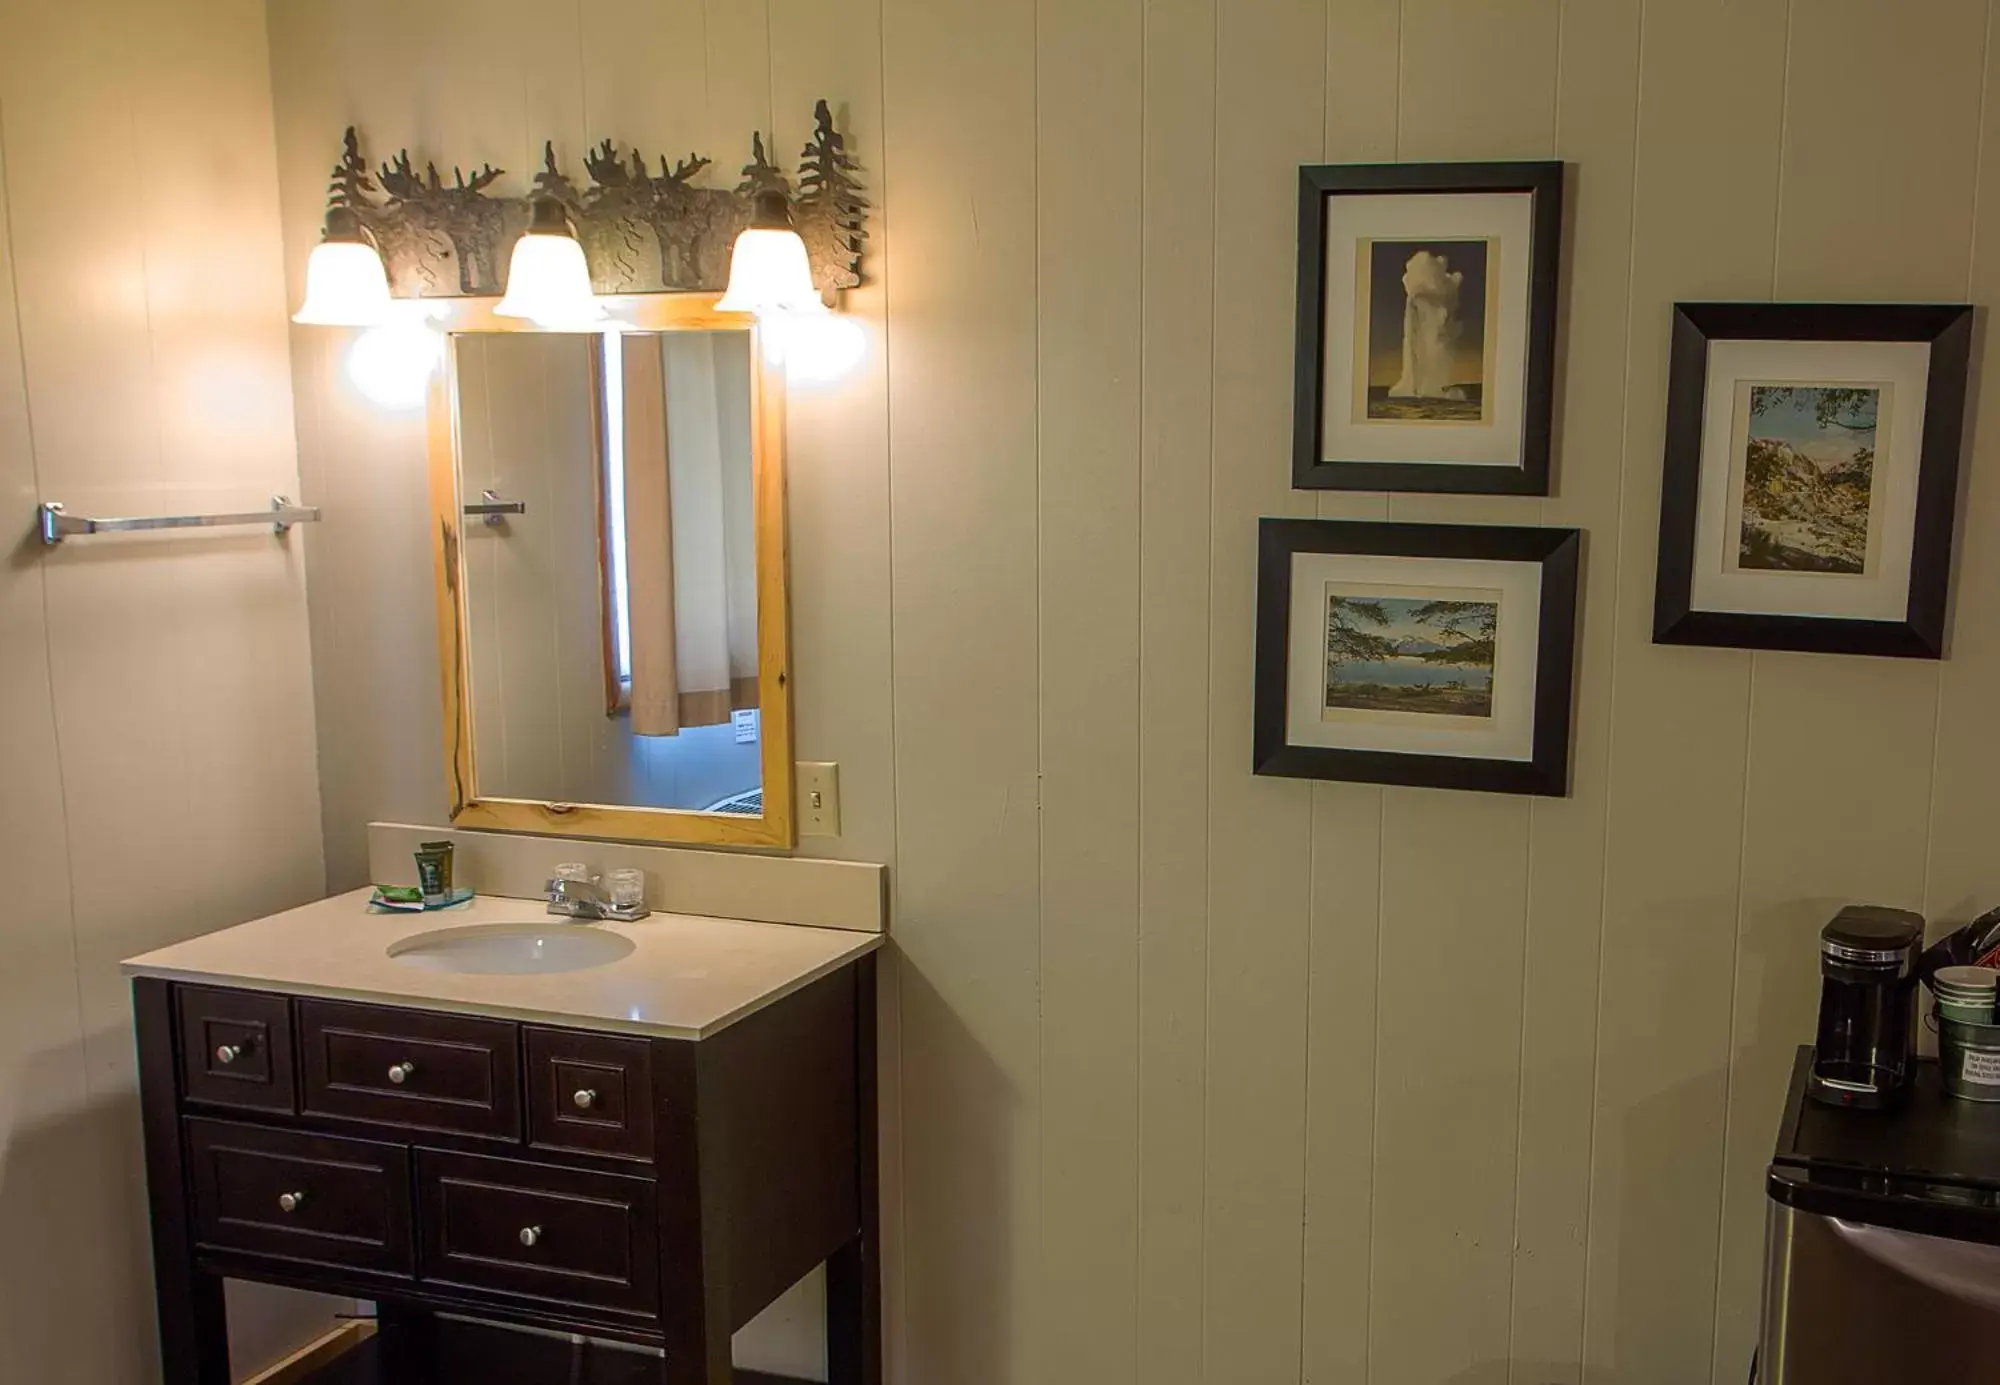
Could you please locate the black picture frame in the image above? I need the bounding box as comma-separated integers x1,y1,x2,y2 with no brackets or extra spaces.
1653,301,1973,658
1253,519,1581,797
1291,160,1564,495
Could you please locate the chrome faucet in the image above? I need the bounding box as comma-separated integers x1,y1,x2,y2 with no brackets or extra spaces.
546,874,610,919
545,873,649,922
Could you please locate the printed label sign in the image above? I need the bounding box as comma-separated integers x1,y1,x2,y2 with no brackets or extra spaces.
1963,1048,2000,1086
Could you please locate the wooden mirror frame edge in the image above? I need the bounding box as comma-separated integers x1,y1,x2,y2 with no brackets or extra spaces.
425,292,797,850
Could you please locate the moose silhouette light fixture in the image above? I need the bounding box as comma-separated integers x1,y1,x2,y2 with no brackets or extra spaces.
293,100,866,324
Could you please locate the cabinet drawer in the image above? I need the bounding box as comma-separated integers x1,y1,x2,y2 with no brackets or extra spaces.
299,999,521,1141
526,1028,654,1161
417,1150,658,1316
186,1118,412,1276
177,986,295,1115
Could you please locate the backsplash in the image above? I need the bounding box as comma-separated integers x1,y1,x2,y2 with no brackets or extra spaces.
365,823,886,933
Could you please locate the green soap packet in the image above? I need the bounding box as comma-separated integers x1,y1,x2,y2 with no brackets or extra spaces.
368,885,476,914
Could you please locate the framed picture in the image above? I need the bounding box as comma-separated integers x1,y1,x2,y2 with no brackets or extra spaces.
1254,519,1581,796
1654,302,1973,658
1292,161,1564,495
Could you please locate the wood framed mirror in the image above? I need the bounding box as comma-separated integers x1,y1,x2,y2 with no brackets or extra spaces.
427,294,794,848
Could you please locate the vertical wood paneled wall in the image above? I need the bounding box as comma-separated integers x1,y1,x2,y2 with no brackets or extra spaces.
271,2,2000,1383
0,1,338,1380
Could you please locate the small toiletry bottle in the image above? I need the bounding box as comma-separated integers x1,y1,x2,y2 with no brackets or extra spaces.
421,841,455,892
415,841,454,905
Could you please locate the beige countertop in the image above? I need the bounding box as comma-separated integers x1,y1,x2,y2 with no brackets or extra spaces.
122,888,884,1040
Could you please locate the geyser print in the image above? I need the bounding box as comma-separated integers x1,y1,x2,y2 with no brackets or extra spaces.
1353,237,1498,425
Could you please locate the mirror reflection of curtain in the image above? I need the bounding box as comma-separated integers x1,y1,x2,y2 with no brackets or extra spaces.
620,332,758,737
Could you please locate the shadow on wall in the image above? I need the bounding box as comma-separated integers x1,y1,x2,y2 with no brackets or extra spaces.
1606,1060,1739,1385
0,1027,346,1383
1708,895,1885,1372
895,961,1015,1385
1736,894,1850,1099
1443,1366,1578,1385
0,1043,160,1384
1737,893,1871,1081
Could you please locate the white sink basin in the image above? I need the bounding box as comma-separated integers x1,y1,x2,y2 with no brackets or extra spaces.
386,922,636,976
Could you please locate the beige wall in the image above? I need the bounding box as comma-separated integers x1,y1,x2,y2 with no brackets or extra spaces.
269,2,2000,1384
0,1,340,1379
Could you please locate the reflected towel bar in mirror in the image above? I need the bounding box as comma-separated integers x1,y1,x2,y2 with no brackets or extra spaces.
465,490,527,527
37,496,321,546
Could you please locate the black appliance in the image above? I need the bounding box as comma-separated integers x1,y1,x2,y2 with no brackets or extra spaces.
1808,904,1924,1110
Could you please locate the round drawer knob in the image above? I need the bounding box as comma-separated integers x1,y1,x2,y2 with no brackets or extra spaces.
572,1088,597,1111
518,1225,542,1248
386,1061,415,1085
277,1191,305,1214
214,1043,244,1065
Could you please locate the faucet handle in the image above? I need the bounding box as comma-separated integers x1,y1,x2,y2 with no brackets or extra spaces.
548,863,594,896
546,866,610,918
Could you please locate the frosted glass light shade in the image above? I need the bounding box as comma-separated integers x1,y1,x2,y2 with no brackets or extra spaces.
494,230,603,328
716,228,822,315
293,238,393,326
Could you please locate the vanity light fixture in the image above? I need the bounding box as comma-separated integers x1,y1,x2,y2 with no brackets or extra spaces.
494,197,604,328
306,105,866,309
292,205,393,326
717,189,825,316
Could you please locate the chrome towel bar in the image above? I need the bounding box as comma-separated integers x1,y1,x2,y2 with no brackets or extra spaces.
37,496,321,546
464,490,526,527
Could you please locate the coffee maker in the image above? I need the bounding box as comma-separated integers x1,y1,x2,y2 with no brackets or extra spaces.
1808,905,1924,1109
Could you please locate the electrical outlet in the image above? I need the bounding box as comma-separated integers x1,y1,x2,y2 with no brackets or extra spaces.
797,762,841,837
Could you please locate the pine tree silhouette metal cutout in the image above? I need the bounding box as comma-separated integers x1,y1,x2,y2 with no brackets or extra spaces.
309,102,866,301
795,101,867,297
326,127,378,215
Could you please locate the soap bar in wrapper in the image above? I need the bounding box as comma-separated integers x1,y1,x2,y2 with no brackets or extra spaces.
1919,904,2000,986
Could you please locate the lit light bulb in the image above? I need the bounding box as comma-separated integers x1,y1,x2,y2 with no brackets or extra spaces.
293,206,392,326
717,190,824,315
495,198,604,328
345,305,442,409
764,306,867,384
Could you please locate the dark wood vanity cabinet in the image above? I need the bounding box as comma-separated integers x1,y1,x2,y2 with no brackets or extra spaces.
134,959,879,1385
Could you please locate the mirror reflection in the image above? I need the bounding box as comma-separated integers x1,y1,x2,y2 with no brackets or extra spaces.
452,329,761,815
